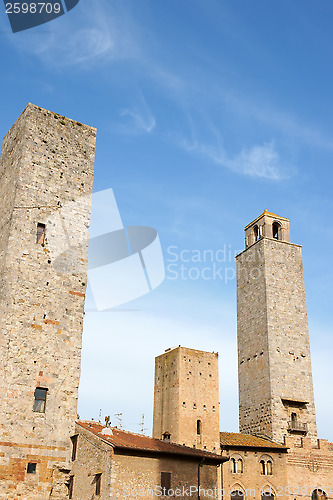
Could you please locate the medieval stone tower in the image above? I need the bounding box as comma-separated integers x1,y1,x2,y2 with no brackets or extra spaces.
236,210,317,444
0,104,96,499
152,346,220,452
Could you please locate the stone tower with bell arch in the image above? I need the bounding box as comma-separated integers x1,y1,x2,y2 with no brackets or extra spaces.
236,210,317,444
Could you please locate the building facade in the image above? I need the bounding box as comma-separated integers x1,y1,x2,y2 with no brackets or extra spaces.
71,421,226,500
0,104,96,499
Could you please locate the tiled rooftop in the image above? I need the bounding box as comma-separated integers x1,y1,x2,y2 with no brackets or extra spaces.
77,421,227,462
220,432,287,450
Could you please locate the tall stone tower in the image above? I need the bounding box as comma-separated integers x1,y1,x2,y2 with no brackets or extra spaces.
236,210,317,444
152,346,220,452
0,104,96,499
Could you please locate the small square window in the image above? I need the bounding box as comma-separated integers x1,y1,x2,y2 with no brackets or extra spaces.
33,387,48,413
27,463,37,474
36,223,46,244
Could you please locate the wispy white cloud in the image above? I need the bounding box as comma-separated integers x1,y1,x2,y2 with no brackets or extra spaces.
120,96,156,133
178,135,292,180
224,142,290,180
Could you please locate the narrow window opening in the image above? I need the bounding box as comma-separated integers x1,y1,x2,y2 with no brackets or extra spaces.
260,460,265,475
254,225,259,241
197,419,202,435
27,463,37,474
267,460,272,475
68,476,74,499
231,458,236,473
237,458,243,473
71,435,78,461
95,473,102,496
36,223,46,244
33,387,48,413
161,472,171,496
272,222,280,240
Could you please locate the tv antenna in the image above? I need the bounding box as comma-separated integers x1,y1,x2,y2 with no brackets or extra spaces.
139,414,147,434
114,413,123,428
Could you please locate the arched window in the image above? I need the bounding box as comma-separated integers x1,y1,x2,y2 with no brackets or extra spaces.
312,490,327,500
260,456,273,475
272,222,280,240
196,420,201,435
231,458,243,473
231,490,244,500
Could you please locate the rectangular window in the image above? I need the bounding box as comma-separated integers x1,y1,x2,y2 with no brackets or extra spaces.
36,223,46,244
33,387,48,413
27,463,37,474
95,473,102,496
71,435,78,461
161,472,171,495
68,476,74,499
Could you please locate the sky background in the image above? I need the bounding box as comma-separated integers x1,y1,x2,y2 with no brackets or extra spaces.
0,0,333,440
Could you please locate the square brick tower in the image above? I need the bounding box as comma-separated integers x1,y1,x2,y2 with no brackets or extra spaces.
0,104,96,499
152,346,220,453
236,210,317,444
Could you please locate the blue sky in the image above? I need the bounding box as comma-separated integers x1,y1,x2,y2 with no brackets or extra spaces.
0,0,333,440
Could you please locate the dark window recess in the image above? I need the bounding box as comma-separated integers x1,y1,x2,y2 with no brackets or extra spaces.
197,419,202,435
33,387,48,413
71,435,78,461
68,476,74,499
95,473,102,496
27,463,37,474
231,490,244,500
254,225,259,241
272,222,280,240
312,490,327,500
262,493,274,500
36,223,46,244
161,472,171,495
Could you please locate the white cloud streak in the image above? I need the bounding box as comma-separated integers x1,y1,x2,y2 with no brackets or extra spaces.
179,136,292,180
120,97,156,134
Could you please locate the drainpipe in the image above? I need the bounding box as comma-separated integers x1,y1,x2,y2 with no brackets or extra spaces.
198,458,205,500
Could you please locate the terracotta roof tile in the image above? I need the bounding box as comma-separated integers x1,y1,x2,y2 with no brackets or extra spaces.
77,421,227,462
220,432,287,450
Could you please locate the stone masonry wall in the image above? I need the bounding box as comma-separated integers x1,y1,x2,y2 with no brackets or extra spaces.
236,234,317,444
285,437,333,500
236,241,272,439
0,104,96,499
153,346,220,452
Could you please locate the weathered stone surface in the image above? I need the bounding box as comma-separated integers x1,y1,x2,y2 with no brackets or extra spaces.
236,212,317,444
153,346,220,453
0,104,95,499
